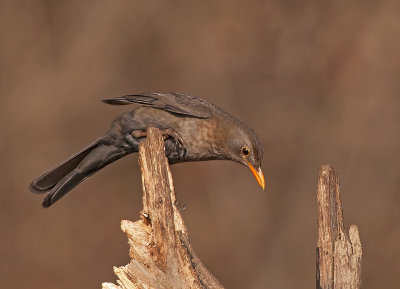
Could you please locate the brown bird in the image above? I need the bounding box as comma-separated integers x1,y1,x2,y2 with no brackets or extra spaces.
30,93,265,207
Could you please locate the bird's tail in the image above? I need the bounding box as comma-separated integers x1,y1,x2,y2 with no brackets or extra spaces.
29,140,130,208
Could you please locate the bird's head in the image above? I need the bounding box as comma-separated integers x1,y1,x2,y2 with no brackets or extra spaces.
225,123,265,190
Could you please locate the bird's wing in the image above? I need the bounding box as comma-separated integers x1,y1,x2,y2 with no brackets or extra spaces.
102,93,212,119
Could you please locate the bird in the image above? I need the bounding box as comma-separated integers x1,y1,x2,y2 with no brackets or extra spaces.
29,93,265,208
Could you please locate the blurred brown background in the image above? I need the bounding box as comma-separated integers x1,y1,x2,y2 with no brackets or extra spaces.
1,1,400,288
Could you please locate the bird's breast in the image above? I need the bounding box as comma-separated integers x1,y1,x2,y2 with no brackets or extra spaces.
175,117,226,162
125,107,228,163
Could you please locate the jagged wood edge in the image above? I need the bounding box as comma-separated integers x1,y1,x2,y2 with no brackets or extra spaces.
316,164,362,289
102,127,224,289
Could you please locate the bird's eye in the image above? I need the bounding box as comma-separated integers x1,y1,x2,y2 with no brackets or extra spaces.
241,146,250,156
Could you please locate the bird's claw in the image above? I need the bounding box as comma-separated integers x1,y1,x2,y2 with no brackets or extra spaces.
160,128,183,143
131,128,188,157
160,128,187,156
131,130,147,139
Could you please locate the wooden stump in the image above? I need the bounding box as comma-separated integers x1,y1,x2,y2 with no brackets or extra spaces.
316,165,362,289
100,132,362,288
102,127,224,289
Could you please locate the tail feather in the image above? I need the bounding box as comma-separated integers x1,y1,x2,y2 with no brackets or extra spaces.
30,142,132,208
42,169,89,208
29,140,102,194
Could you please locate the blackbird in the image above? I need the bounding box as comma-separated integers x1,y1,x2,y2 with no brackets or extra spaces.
30,93,264,208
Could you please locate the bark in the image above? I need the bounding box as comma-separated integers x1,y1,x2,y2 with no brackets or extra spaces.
102,127,224,289
316,165,362,289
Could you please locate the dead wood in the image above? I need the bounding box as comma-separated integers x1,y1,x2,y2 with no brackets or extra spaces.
102,127,224,289
316,165,362,289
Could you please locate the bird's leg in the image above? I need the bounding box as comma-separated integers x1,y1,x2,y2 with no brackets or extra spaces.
160,128,188,158
159,128,185,147
124,129,147,148
131,130,147,139
131,128,187,157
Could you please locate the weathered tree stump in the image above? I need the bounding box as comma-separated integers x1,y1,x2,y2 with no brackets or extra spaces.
102,127,224,289
316,165,362,289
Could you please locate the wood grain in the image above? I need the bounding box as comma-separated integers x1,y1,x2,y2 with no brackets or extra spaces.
103,127,224,289
316,165,362,289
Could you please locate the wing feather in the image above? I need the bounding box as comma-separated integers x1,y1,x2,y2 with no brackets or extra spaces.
103,93,212,119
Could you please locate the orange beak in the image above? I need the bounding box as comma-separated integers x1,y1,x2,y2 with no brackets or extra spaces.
246,160,265,190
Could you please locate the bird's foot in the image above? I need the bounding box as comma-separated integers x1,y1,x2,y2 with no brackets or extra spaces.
131,130,147,139
131,128,187,157
160,128,184,145
160,128,188,157
131,128,183,142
